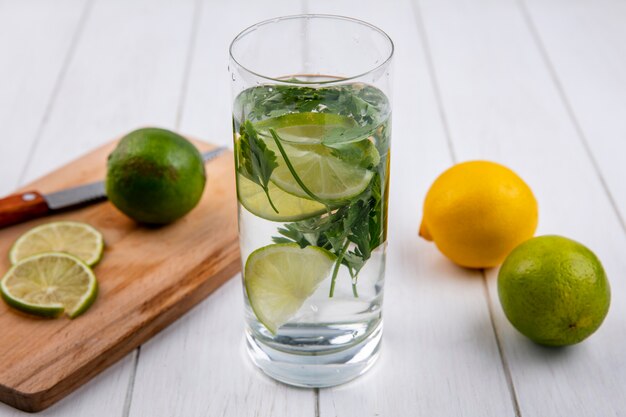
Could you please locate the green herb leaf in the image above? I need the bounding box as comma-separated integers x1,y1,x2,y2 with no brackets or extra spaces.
235,84,391,298
238,120,279,213
239,84,389,128
272,172,385,297
329,139,381,169
322,126,375,146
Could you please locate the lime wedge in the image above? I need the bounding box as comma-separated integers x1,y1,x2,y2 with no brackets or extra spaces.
237,173,327,222
1,252,98,318
10,221,104,266
245,243,335,333
256,112,356,144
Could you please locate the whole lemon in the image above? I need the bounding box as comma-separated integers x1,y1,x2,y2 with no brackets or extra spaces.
498,235,610,346
419,161,538,268
106,128,206,224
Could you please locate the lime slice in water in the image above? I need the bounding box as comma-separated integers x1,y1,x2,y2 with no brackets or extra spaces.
245,243,335,334
252,112,377,202
265,139,374,202
1,252,98,318
256,112,356,145
237,174,327,222
10,221,104,266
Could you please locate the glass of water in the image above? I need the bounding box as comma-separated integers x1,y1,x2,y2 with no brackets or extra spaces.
229,14,393,387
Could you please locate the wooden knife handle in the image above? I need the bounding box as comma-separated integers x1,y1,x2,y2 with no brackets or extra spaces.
0,191,50,228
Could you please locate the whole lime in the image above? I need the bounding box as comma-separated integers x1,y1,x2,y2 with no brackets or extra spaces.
498,235,610,346
106,128,206,224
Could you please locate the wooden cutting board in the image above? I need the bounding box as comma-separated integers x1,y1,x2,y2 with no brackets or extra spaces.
0,139,240,412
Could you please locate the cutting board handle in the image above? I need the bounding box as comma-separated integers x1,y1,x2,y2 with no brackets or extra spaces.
0,191,50,228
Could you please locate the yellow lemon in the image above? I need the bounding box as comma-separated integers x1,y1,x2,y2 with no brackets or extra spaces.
419,161,538,268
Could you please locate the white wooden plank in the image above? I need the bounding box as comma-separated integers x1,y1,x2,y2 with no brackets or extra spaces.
128,1,318,417
0,0,87,195
521,0,626,229
302,1,517,416
0,355,135,417
129,279,316,417
20,0,197,183
417,0,626,415
176,0,307,145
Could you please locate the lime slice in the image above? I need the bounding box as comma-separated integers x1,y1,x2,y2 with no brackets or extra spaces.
256,112,356,144
10,221,104,266
237,173,327,222
263,139,374,202
245,243,335,333
1,252,98,318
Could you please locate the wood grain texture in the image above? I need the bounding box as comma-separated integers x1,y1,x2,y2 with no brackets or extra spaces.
2,0,201,413
0,139,239,412
0,0,87,195
418,0,626,415
0,354,135,417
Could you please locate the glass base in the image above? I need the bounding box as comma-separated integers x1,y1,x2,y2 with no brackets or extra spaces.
245,321,383,388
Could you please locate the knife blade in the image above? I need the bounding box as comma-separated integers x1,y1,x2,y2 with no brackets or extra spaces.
0,147,227,228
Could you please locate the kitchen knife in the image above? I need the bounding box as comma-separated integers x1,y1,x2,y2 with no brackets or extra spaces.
0,147,227,229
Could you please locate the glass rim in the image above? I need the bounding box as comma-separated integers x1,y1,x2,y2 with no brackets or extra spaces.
229,14,394,86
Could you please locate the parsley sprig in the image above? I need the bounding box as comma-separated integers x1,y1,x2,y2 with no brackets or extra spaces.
237,120,279,213
241,84,389,130
234,84,390,298
270,156,384,298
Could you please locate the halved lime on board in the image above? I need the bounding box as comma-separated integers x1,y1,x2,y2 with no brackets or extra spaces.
9,221,104,266
1,252,98,318
237,174,327,222
245,243,335,334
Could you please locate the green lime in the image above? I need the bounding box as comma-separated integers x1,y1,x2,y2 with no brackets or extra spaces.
9,221,104,266
106,128,206,224
244,243,336,334
237,173,327,222
255,112,356,144
498,235,611,346
1,252,98,318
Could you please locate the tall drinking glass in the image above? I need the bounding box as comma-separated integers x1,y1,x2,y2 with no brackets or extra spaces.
229,14,393,387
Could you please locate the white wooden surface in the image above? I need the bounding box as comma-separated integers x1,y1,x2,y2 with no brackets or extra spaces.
0,0,625,416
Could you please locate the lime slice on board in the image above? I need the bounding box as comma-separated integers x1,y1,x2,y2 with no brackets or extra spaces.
1,252,98,318
244,243,335,334
10,221,104,266
237,174,327,222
